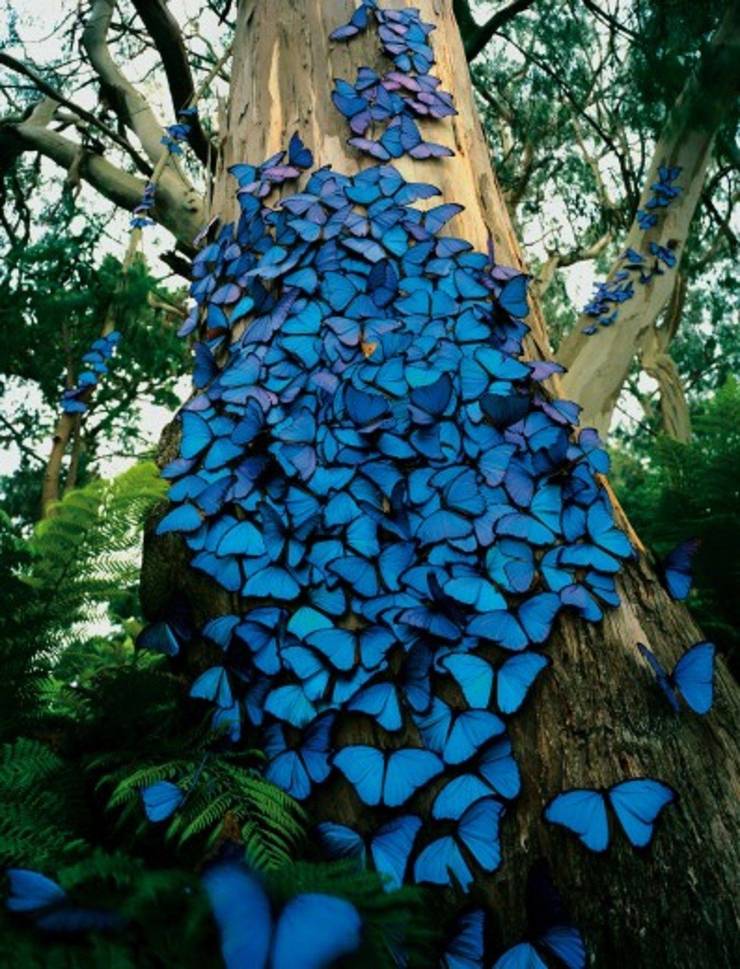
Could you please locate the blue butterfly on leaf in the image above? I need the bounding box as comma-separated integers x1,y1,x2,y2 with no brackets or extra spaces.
492,860,586,969
544,777,676,852
5,869,124,935
202,860,362,969
638,641,715,715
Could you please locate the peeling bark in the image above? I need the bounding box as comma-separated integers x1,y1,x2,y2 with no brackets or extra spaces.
558,4,740,438
142,2,740,963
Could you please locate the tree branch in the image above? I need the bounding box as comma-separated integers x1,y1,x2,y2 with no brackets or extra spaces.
128,0,211,166
0,52,152,175
456,0,539,62
81,0,170,165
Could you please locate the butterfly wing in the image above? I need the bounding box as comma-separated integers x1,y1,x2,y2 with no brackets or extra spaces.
141,780,185,822
672,641,715,714
478,737,521,800
5,869,66,912
608,778,676,848
457,797,504,872
271,894,362,969
383,748,444,807
637,643,679,712
495,653,550,715
543,789,610,852
333,745,384,806
413,835,473,892
492,943,547,969
201,861,272,969
442,908,486,969
370,815,422,890
660,538,700,600
315,823,366,865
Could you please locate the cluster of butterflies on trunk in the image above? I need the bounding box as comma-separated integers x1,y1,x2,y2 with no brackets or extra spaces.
581,164,682,335
18,2,717,968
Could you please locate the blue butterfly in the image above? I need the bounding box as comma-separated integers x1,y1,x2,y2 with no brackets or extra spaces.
333,745,443,806
442,908,485,969
414,698,505,765
544,778,676,852
202,860,362,969
414,797,504,891
141,780,185,822
493,860,586,969
136,620,181,656
264,715,334,800
638,641,715,714
495,652,550,715
659,537,700,600
5,869,123,934
316,814,421,890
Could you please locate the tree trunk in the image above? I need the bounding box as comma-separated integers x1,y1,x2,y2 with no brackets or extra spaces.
143,1,740,964
557,3,740,438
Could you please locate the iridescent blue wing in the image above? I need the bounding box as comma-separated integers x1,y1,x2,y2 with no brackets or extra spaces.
497,275,529,318
637,643,679,713
315,822,366,865
136,621,181,656
333,745,384,806
457,797,504,872
5,869,66,912
190,666,233,708
441,653,493,708
608,778,676,848
478,736,521,800
370,815,422,890
672,641,715,714
492,943,547,969
495,652,550,715
141,780,185,822
442,908,486,969
660,537,700,600
348,682,402,731
413,835,473,892
444,710,506,765
155,503,202,535
432,774,495,821
272,894,362,969
518,593,560,644
201,861,272,969
384,748,444,807
543,789,610,852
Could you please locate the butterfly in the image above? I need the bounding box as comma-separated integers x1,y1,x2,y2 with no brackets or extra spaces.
263,715,335,799
316,814,421,890
492,860,586,969
333,745,443,807
659,537,700,600
141,780,185,822
5,869,123,934
544,778,676,852
414,698,505,765
414,797,505,891
441,908,486,969
135,620,182,656
202,860,362,969
638,641,715,714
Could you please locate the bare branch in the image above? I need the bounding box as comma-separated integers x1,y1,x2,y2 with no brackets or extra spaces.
537,230,612,295
0,52,152,175
81,0,170,165
461,1,540,62
129,0,211,166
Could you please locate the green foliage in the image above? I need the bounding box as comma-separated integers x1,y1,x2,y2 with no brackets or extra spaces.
614,379,740,673
0,467,431,966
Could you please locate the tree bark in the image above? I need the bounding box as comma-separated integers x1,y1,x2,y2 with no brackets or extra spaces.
143,1,740,964
557,3,740,438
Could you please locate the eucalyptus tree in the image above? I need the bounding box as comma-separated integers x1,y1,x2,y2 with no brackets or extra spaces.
0,2,738,967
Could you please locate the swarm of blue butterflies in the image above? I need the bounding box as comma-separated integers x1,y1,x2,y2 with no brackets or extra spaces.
146,0,641,903
60,330,121,415
581,164,682,335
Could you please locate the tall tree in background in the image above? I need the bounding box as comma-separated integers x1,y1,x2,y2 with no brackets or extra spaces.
0,1,738,966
